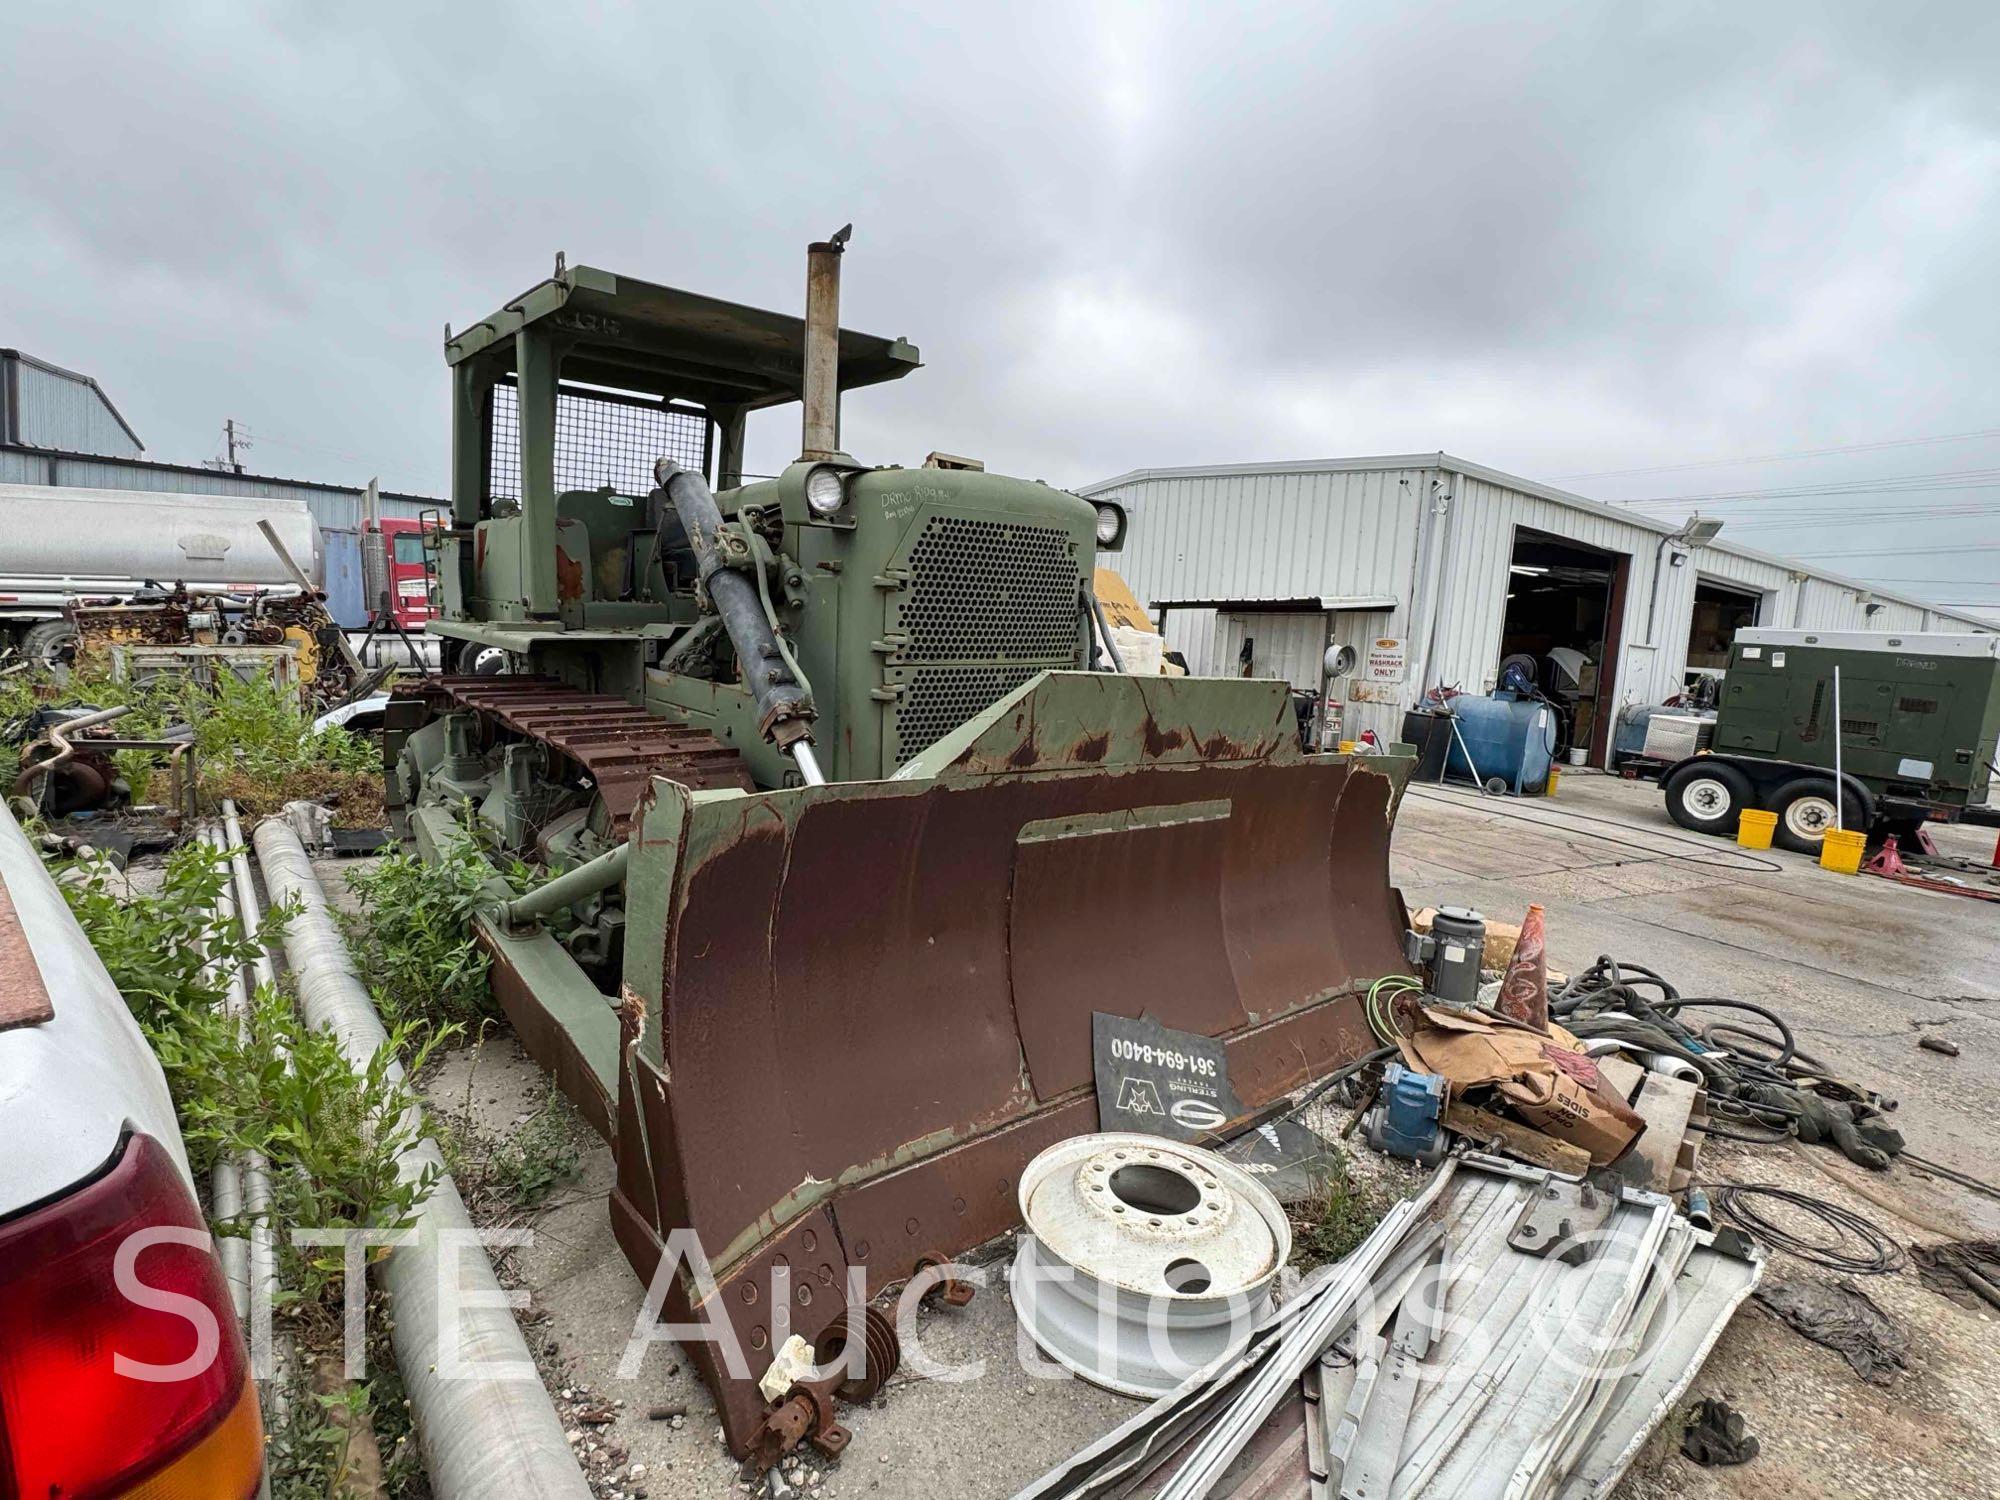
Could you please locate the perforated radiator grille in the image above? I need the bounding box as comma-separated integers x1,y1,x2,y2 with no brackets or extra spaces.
888,514,1082,764
898,517,1080,663
894,664,1045,764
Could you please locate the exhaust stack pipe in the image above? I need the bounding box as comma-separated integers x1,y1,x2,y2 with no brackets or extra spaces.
801,224,851,461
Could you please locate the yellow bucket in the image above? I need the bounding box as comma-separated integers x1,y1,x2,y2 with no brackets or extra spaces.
1544,766,1560,797
1737,809,1777,850
1820,827,1867,875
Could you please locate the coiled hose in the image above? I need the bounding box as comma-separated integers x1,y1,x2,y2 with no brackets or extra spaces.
1553,955,1903,1166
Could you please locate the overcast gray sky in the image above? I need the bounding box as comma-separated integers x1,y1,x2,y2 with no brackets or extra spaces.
4,2,1996,615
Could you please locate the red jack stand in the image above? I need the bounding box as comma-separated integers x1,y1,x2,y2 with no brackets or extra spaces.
1861,836,1909,878
1864,835,2000,903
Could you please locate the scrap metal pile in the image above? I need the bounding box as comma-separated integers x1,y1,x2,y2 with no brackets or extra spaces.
1012,1154,1762,1500
1392,906,1909,1186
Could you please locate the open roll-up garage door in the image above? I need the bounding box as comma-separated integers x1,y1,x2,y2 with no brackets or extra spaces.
1499,528,1631,767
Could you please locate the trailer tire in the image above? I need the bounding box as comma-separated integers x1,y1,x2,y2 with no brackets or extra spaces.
20,620,79,679
1663,761,1752,836
1770,778,1866,854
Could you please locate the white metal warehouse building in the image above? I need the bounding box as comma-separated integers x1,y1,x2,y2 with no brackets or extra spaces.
1082,453,1995,766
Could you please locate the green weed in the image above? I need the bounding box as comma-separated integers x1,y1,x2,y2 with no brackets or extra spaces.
3,661,378,817
1287,1151,1395,1268
342,839,499,1043
437,1075,583,1217
58,839,441,1498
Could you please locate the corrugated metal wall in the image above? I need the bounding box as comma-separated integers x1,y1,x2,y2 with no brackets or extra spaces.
1161,607,1219,675
1649,547,1789,690
1213,611,1326,688
1427,467,1666,705
1102,462,1428,733
4,356,144,458
1091,455,1993,756
1114,465,1427,608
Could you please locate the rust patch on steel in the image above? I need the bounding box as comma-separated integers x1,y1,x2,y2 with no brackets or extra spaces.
394,674,751,833
1141,718,1186,756
617,982,648,1042
1072,731,1110,763
657,758,1408,1255
555,547,584,603
0,872,56,1031
611,754,1414,1463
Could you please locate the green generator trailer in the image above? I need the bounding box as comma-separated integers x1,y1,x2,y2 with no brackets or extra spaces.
384,231,1417,1461
1661,627,2000,853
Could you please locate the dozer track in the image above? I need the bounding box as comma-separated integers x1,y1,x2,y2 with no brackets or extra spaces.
392,675,752,832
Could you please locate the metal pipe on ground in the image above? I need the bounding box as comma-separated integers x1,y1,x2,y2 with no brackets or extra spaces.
203,822,279,1373
251,816,593,1500
221,800,279,993
199,821,279,1500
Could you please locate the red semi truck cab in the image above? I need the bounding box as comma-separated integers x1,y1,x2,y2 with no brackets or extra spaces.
374,517,435,630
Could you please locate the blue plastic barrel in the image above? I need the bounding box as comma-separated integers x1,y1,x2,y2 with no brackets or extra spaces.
1443,691,1557,795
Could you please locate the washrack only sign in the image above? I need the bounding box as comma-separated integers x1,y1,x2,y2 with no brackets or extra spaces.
1092,1012,1245,1141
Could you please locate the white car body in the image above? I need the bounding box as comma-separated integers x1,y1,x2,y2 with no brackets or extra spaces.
0,800,189,1215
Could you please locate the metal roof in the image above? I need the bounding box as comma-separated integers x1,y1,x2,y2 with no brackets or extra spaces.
444,263,922,412
0,348,145,451
1080,451,1995,631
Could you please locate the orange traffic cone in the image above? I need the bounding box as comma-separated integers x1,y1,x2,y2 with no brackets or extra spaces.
1497,903,1549,1032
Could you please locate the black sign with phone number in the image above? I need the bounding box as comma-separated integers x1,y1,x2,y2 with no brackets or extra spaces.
1092,1012,1245,1142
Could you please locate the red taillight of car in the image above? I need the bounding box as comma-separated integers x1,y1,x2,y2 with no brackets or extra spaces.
0,1132,262,1500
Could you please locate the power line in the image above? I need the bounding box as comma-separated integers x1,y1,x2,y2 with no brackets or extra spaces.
1725,506,2000,530
1850,577,2000,587
1783,542,2000,559
1609,467,2000,505
1554,425,2000,482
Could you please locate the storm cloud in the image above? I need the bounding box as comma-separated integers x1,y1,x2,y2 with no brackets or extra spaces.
3,2,1996,611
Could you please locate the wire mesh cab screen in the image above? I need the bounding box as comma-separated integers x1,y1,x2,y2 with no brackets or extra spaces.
488,378,711,504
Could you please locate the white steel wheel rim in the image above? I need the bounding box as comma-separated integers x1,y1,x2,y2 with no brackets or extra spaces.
1784,795,1837,841
1010,1133,1288,1396
1679,776,1734,823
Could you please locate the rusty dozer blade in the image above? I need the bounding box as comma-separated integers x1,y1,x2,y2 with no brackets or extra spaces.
605,672,1414,1455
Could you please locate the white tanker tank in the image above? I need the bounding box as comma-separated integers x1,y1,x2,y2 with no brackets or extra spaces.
0,483,322,662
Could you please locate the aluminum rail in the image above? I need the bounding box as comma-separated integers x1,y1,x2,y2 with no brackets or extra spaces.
221,801,279,993
201,821,279,1500
252,818,593,1500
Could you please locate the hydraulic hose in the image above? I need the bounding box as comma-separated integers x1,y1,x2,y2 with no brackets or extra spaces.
654,459,815,754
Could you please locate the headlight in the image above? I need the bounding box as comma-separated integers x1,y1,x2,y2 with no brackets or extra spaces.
804,466,847,517
1094,503,1124,546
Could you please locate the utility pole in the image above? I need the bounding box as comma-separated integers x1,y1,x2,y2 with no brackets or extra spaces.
224,418,249,473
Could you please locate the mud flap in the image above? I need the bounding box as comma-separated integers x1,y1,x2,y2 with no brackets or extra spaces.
607,673,1414,1453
